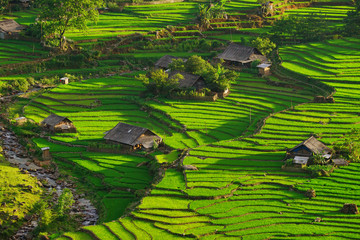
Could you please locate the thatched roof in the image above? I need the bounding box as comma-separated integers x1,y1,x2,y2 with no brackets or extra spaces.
0,19,25,33
104,122,161,147
216,43,265,63
41,114,70,127
155,55,182,69
169,71,203,88
289,136,332,155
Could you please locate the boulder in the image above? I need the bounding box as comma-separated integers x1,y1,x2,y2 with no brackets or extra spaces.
341,203,358,214
182,165,198,171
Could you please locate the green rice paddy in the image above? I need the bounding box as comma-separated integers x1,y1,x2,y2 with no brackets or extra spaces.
51,37,360,239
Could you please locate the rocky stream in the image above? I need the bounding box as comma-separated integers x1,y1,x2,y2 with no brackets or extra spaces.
0,123,99,240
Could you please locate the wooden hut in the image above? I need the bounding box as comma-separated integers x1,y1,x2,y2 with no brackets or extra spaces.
41,147,51,160
287,136,332,158
257,63,272,76
155,55,184,70
104,122,162,150
0,19,26,39
41,114,77,133
168,71,206,90
216,43,267,67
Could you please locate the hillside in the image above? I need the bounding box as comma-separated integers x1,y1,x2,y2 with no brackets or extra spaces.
1,0,359,239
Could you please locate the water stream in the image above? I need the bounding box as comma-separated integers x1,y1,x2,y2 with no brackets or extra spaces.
0,124,98,239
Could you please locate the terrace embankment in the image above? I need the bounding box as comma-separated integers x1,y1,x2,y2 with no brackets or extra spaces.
0,122,98,239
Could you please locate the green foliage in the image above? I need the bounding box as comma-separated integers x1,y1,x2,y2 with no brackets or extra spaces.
171,55,238,92
311,152,328,165
137,69,181,96
198,1,227,30
12,78,30,92
334,129,360,162
38,0,105,49
0,0,9,13
251,37,276,57
55,188,75,217
269,14,330,45
343,0,360,36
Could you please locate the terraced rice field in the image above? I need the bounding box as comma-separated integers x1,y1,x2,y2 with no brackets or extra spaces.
53,37,360,239
282,4,353,28
0,40,47,66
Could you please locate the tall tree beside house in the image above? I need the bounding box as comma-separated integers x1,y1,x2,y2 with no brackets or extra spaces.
137,69,183,96
170,55,238,92
37,0,104,49
251,37,276,57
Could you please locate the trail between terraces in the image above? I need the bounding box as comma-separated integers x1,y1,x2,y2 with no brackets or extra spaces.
0,123,99,239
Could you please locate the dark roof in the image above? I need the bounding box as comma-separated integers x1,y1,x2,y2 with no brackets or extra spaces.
41,114,70,127
169,71,203,88
216,43,263,63
104,122,160,147
289,136,332,154
0,19,25,33
155,55,182,69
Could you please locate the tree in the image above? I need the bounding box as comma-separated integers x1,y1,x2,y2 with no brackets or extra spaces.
37,0,104,49
251,37,276,57
0,0,9,13
55,188,75,217
343,0,360,36
334,129,360,162
171,55,238,92
137,69,181,95
269,14,329,45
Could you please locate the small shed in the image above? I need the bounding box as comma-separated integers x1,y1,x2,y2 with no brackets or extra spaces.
257,63,271,76
293,156,309,167
287,136,332,158
104,122,162,150
41,114,76,133
15,117,27,125
216,43,267,67
332,158,349,166
0,19,26,39
169,71,206,90
41,147,51,160
60,77,69,85
155,55,184,70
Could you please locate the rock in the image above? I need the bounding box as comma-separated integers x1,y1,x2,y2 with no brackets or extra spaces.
305,189,316,199
341,203,359,214
182,165,198,171
314,217,322,222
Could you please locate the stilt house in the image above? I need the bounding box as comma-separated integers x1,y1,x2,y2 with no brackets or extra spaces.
104,122,162,150
216,43,267,67
41,114,77,133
